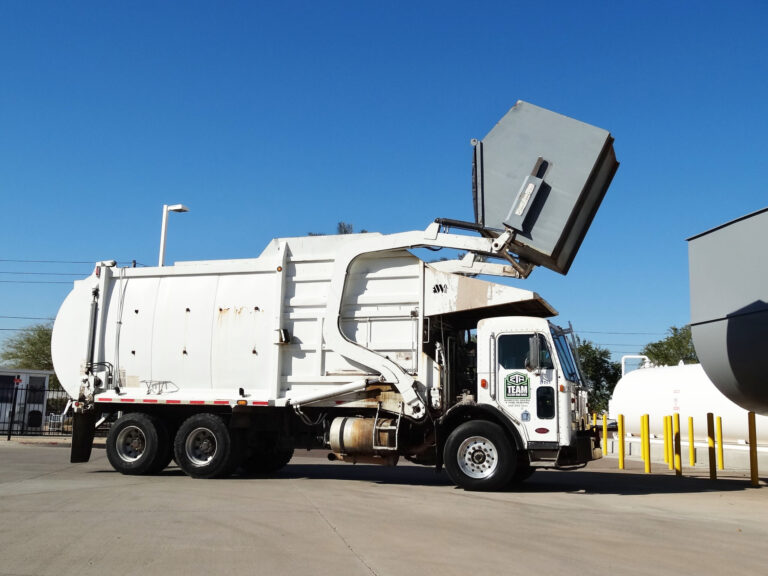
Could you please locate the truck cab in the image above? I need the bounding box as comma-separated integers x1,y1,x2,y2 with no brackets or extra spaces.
433,316,599,490
477,317,588,454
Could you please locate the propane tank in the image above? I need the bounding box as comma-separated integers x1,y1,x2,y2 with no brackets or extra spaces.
609,363,768,444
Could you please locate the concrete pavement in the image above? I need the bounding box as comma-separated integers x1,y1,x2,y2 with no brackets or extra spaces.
1,441,766,576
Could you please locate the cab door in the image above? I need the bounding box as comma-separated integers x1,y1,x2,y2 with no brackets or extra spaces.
496,333,558,444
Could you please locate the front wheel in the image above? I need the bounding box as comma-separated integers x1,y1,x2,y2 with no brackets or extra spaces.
443,421,515,491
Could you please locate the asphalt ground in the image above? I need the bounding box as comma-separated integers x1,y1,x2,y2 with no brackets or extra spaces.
1,440,767,576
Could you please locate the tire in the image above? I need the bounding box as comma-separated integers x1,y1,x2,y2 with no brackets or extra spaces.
443,421,515,491
148,419,174,474
106,413,168,475
173,413,240,479
509,451,536,485
240,432,293,475
241,445,294,475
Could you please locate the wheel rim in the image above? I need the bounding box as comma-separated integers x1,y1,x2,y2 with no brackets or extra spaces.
115,425,146,463
457,435,499,479
185,427,218,467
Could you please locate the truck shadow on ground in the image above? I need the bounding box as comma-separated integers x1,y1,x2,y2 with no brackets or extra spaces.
511,469,758,495
151,462,760,495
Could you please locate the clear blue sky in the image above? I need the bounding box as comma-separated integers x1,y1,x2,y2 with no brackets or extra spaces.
1,1,766,360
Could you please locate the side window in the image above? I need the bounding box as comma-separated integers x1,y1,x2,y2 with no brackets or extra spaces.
538,334,555,370
0,375,14,403
497,334,531,370
537,386,555,419
28,376,46,404
498,333,554,370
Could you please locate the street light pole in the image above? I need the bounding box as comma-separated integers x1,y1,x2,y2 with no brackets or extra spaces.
158,204,189,267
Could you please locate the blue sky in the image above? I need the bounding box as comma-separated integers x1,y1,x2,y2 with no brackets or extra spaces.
1,1,766,360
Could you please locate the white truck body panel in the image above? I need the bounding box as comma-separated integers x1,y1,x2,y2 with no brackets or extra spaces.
52,226,553,416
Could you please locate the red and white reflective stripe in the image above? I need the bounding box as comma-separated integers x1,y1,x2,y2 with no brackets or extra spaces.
94,397,272,406
95,397,240,406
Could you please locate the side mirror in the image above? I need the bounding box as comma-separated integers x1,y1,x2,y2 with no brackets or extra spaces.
528,335,541,372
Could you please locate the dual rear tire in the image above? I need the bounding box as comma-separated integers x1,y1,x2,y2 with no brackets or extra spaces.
173,413,242,479
106,412,247,479
106,413,172,475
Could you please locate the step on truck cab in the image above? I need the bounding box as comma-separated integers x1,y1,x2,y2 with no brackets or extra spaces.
51,101,617,490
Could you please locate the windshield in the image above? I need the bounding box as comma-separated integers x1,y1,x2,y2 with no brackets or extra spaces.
551,329,580,383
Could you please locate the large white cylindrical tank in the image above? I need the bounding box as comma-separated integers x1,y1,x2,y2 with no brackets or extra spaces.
51,275,96,400
609,364,768,444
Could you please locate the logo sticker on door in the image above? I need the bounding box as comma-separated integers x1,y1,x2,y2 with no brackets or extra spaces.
504,372,530,400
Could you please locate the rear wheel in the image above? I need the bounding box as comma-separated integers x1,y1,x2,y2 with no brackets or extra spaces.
443,421,515,491
174,413,240,479
106,413,169,475
241,435,294,475
149,419,174,473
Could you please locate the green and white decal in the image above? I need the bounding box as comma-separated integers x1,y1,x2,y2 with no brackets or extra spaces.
504,372,530,400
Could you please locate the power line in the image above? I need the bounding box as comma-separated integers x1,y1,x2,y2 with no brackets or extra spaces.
0,271,84,276
0,259,149,267
0,259,95,264
0,316,53,320
578,330,666,336
0,280,72,284
590,342,648,346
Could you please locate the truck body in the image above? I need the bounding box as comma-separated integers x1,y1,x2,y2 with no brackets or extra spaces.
51,101,617,490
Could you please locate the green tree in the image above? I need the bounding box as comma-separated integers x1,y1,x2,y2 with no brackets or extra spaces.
336,221,354,234
0,323,60,389
577,340,621,414
641,325,698,366
309,221,368,236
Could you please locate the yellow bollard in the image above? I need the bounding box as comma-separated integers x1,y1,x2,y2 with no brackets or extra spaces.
592,412,597,428
602,414,607,457
748,412,759,488
716,416,724,470
667,416,674,470
643,414,651,474
707,412,716,480
688,416,696,467
663,416,670,464
673,413,682,476
640,416,646,462
618,414,625,470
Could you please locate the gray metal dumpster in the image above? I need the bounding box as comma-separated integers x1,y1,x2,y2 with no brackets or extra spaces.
689,207,768,414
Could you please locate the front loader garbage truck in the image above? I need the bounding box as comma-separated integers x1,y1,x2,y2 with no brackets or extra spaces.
51,101,618,490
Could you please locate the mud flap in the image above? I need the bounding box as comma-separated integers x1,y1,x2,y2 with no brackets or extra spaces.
71,410,98,463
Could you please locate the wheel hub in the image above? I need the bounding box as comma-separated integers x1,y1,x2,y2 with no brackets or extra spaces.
471,450,487,465
457,435,499,479
115,425,146,463
185,427,218,466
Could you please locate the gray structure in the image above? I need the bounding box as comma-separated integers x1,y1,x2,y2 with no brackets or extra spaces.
0,368,52,433
688,207,768,414
472,101,618,275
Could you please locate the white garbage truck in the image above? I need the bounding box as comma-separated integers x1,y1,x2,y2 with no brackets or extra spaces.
51,101,618,490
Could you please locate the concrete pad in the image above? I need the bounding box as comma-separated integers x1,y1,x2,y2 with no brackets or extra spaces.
0,443,766,576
